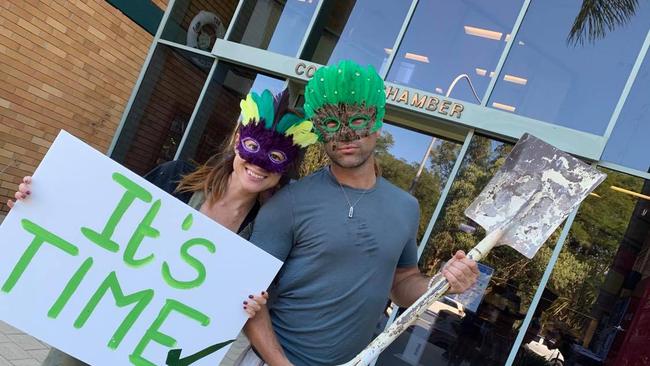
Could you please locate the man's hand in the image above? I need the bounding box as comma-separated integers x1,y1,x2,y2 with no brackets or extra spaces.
442,250,479,294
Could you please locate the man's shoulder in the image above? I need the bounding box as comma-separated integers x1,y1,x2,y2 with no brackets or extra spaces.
286,168,329,192
378,177,419,209
265,168,328,203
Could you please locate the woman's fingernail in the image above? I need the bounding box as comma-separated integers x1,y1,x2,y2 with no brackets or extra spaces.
26,191,31,195
248,295,254,299
243,306,247,309
262,291,266,295
243,301,248,305
21,194,26,199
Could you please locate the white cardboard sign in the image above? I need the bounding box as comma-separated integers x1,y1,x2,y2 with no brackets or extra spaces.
0,131,283,365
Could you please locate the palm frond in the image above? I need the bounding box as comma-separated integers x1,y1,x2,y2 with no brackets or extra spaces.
568,0,640,45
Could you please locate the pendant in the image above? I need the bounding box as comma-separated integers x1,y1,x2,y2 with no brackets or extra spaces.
348,206,354,218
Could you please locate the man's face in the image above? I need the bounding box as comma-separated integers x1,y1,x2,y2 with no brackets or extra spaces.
312,103,380,168
312,104,377,142
324,130,379,169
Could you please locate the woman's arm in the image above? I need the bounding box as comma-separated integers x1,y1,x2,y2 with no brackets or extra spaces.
243,304,293,366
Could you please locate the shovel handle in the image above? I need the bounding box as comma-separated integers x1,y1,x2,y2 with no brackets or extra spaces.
339,230,502,366
466,228,503,262
338,272,450,366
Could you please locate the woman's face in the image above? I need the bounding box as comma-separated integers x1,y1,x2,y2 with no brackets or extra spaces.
232,151,282,194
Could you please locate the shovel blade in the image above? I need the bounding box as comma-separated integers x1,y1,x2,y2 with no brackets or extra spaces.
464,134,605,259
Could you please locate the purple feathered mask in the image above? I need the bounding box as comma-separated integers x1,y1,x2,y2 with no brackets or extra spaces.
236,89,318,173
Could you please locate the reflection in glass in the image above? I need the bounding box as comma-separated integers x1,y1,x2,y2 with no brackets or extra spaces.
378,135,564,366
306,0,411,70
489,0,650,135
512,170,649,366
161,0,238,52
110,45,211,175
601,53,650,173
386,0,523,104
228,0,320,57
177,63,285,163
378,124,461,241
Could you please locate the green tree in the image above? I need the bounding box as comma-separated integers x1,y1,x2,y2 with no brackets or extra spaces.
420,137,495,274
375,132,442,240
544,169,643,333
429,140,461,185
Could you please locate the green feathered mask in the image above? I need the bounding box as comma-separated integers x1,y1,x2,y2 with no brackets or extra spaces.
303,60,386,142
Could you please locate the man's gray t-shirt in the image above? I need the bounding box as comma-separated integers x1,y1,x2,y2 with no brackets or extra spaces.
250,168,420,365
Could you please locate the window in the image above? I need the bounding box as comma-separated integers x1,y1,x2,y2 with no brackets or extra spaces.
488,0,650,135
512,169,649,365
601,52,650,173
385,135,557,366
305,0,412,71
229,0,321,57
161,0,239,53
387,0,524,104
110,45,212,175
176,63,286,163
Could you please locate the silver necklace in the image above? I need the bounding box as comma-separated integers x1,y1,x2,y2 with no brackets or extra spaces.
337,181,369,218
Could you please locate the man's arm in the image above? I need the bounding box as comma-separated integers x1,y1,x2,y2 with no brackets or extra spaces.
390,266,429,307
390,251,479,307
243,305,292,366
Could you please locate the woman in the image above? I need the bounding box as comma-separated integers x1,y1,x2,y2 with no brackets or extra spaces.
6,89,318,366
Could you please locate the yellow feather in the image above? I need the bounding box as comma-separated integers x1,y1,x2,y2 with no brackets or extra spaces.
239,94,259,125
286,120,318,147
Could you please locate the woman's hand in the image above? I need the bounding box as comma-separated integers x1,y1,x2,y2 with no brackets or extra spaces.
6,176,32,209
243,291,269,318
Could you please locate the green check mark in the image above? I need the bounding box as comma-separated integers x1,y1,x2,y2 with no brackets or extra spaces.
166,339,235,366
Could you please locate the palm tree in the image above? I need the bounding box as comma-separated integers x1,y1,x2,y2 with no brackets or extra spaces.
568,0,642,45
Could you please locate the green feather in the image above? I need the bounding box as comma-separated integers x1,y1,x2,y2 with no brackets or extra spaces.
276,113,302,134
304,60,386,133
251,90,275,129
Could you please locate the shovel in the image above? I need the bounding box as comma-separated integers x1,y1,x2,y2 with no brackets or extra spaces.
340,133,606,366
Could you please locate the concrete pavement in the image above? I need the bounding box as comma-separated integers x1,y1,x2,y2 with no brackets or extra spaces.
0,321,49,366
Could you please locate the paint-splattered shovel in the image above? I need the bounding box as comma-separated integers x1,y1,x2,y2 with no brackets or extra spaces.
340,133,606,366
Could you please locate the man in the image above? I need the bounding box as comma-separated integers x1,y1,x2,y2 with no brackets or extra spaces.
242,60,479,365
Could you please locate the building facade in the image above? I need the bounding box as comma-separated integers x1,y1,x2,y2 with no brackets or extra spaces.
2,1,650,365
0,0,167,219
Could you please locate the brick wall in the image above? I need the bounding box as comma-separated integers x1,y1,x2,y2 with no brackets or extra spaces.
151,0,169,10
0,0,166,216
